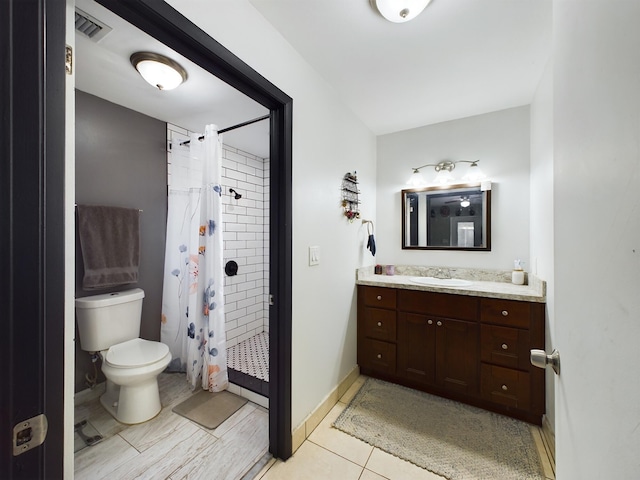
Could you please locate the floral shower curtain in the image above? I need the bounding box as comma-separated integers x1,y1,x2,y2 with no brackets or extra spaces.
161,125,228,392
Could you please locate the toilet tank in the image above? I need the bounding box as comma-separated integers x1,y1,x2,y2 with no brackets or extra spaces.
75,288,145,352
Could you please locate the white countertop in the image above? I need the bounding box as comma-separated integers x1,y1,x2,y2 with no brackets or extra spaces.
356,267,546,303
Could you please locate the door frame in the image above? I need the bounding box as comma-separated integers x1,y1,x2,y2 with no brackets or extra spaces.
1,0,66,477
94,0,293,460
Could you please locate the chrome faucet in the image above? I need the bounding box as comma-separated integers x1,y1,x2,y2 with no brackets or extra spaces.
434,268,451,279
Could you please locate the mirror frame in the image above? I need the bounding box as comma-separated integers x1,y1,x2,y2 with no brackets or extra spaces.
401,182,491,251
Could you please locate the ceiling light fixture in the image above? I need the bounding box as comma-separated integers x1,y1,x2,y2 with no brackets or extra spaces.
371,0,432,23
130,52,188,91
407,160,485,186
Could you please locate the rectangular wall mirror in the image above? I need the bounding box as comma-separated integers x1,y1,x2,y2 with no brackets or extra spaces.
402,183,491,250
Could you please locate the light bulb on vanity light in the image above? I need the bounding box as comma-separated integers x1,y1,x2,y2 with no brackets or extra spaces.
462,161,487,182
407,168,426,187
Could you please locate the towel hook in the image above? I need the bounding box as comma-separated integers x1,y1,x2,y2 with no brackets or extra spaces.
362,219,374,234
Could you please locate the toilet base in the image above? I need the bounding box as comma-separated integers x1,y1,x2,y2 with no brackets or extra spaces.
100,378,162,424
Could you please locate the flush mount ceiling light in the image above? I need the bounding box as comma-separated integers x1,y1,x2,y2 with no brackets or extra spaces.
407,160,485,186
371,0,432,23
130,52,188,91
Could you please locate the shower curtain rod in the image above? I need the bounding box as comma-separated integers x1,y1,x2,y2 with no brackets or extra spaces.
179,114,270,146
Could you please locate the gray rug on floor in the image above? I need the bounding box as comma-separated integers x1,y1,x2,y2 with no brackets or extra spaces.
333,378,544,480
173,390,248,429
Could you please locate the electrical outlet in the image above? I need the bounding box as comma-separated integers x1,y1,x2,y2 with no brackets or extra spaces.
309,246,320,266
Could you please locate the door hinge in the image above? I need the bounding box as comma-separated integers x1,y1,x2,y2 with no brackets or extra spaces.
65,45,73,75
269,294,274,306
13,414,48,456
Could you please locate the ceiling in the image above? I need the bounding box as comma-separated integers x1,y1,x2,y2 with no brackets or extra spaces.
75,0,552,157
249,0,552,135
74,0,270,158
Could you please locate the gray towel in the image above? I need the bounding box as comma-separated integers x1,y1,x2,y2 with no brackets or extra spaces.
77,205,140,290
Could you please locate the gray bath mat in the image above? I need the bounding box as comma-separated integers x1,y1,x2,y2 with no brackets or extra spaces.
333,377,544,480
173,390,248,429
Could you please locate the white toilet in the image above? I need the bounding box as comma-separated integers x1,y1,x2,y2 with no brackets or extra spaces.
75,288,172,424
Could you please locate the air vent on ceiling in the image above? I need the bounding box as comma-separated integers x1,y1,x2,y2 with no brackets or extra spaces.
75,8,112,42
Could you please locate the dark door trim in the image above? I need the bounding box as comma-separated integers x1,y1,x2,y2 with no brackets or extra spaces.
95,0,293,459
1,0,66,477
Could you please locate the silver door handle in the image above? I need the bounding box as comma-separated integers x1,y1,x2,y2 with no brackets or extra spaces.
530,349,560,375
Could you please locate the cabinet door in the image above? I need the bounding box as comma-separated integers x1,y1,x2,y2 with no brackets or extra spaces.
435,318,479,394
397,312,435,385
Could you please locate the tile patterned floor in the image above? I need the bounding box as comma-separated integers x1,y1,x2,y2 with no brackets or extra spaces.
255,375,556,480
227,332,269,382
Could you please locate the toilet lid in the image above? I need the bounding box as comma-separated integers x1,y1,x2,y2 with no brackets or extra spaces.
105,338,170,368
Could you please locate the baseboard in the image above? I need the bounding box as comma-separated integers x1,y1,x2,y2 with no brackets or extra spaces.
291,365,360,453
542,415,556,465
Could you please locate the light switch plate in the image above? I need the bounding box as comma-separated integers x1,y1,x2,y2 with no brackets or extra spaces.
309,246,320,266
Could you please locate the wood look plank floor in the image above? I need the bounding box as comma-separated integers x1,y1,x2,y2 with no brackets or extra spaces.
74,373,268,480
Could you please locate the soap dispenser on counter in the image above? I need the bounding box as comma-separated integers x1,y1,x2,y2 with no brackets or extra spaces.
512,260,525,285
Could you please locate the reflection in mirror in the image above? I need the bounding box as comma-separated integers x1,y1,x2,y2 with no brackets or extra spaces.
402,183,491,250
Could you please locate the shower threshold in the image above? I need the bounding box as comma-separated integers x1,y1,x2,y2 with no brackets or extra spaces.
227,331,269,397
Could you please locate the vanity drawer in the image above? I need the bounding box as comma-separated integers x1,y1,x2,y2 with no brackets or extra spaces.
362,308,397,342
480,298,531,328
359,338,397,376
481,364,530,411
398,289,478,321
480,324,530,371
362,286,397,309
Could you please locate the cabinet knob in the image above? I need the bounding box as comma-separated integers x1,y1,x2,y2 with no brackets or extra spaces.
377,295,382,301
501,343,508,350
377,353,382,359
427,319,433,325
377,321,382,327
501,384,508,391
501,310,509,316
436,320,443,327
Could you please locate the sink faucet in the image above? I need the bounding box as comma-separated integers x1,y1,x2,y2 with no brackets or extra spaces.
434,268,451,279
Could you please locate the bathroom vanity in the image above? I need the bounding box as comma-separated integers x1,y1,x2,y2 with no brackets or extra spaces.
356,267,546,425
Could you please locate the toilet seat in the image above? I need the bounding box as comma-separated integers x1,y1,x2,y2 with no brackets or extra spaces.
105,338,170,368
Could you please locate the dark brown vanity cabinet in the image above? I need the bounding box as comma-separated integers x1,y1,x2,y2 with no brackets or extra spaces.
397,290,479,395
357,286,397,376
357,285,546,425
479,298,546,419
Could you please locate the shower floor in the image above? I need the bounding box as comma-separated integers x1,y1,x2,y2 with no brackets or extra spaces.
227,331,269,397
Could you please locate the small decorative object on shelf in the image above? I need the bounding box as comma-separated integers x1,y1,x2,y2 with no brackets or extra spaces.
341,172,360,222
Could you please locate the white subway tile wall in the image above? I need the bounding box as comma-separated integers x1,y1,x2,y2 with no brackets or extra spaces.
167,125,270,348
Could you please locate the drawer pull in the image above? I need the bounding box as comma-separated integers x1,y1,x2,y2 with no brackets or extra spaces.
377,353,382,359
501,384,508,391
377,322,382,327
501,343,508,350
427,319,433,325
436,320,443,327
376,295,382,301
501,310,509,316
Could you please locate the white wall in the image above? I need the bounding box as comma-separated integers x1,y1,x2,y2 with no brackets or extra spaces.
166,0,377,430
376,106,531,271
530,59,555,436
552,2,640,478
